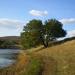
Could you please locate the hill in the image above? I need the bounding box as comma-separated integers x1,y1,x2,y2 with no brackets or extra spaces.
34,39,75,75
23,37,75,75
0,36,20,49
0,37,75,75
0,36,20,41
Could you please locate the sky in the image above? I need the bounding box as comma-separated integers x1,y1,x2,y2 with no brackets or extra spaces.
0,0,75,37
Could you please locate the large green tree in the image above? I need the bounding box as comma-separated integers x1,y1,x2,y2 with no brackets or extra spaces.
21,19,67,49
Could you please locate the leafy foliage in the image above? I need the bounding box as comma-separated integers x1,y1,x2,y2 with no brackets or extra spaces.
21,19,43,49
21,19,67,49
0,40,19,49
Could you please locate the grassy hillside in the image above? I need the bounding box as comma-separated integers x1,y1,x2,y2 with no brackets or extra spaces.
35,40,75,75
25,38,75,75
0,38,75,75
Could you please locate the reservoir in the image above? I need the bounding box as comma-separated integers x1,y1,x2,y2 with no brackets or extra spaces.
0,49,19,68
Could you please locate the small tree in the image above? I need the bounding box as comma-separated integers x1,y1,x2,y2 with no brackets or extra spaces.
21,19,67,49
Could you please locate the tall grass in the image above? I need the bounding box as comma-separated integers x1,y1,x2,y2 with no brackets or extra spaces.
0,39,75,75
36,40,75,75
22,55,43,75
0,52,29,75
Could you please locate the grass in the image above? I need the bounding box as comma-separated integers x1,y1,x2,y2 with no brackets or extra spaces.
24,39,75,75
22,55,43,75
0,39,75,75
0,52,29,75
34,40,75,75
0,52,43,75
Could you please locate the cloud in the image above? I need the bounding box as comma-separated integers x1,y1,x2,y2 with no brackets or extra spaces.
59,18,75,38
29,10,48,16
58,30,75,40
0,18,24,29
67,30,75,37
59,18,75,24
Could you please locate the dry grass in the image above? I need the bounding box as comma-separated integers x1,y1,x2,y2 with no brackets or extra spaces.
19,39,75,75
0,52,29,75
33,40,75,75
0,40,75,75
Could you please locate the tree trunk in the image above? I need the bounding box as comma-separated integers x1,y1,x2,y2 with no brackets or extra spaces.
40,36,48,48
46,41,48,47
43,40,48,48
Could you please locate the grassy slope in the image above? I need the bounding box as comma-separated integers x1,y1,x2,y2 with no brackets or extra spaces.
0,39,75,75
34,40,75,75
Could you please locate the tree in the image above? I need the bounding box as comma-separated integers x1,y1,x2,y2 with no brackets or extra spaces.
21,19,67,49
44,19,67,46
21,19,44,49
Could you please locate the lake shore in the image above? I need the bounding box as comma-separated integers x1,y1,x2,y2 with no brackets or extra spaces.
0,51,29,75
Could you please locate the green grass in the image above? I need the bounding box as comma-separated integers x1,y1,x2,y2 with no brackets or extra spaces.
22,55,43,75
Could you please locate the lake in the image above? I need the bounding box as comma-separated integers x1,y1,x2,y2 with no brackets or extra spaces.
0,49,20,68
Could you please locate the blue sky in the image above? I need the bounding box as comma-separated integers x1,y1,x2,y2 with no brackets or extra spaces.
0,0,75,37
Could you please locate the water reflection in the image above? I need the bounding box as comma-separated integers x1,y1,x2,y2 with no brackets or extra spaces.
0,49,19,68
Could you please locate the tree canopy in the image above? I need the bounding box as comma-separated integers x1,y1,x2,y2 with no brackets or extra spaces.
21,19,67,49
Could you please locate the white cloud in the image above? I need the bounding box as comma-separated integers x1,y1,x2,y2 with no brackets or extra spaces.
59,18,75,24
0,18,25,36
59,18,75,37
0,18,24,29
58,30,75,40
29,10,48,16
67,30,75,37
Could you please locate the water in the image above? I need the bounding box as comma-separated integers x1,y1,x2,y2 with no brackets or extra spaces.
0,49,20,68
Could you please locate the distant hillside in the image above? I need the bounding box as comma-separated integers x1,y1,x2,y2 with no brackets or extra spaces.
0,36,20,41
0,36,20,49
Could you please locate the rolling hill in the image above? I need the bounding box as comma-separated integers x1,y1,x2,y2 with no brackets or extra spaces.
0,37,75,75
0,36,20,41
23,37,75,75
0,36,20,49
